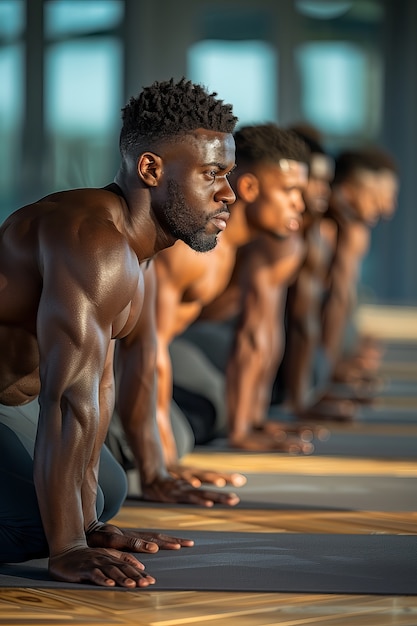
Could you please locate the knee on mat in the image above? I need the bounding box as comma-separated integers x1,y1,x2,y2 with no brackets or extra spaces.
0,524,48,563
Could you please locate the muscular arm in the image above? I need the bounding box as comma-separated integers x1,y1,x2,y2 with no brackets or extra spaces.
33,213,167,587
226,236,302,446
116,255,243,504
284,268,321,411
320,222,370,371
153,257,187,467
34,218,139,559
115,261,169,488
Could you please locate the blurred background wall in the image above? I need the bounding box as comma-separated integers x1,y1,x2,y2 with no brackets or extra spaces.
0,0,416,305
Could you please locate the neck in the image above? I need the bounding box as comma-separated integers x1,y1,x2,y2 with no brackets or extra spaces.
112,169,176,261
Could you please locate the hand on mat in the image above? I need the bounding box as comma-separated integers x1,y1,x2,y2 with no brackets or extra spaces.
168,463,247,490
48,546,155,588
87,523,194,551
141,474,240,507
229,428,314,453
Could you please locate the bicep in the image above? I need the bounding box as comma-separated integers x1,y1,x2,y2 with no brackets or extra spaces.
238,265,284,337
37,265,112,404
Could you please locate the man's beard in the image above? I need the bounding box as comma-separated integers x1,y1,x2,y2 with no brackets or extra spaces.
161,179,219,253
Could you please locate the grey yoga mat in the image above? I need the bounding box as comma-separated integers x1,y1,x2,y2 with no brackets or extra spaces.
125,473,417,512
310,431,417,459
203,430,417,459
0,532,416,594
232,473,417,511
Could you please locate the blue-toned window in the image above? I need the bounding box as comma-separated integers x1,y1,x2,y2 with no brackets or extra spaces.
45,0,123,38
0,0,24,220
296,41,382,140
188,40,278,127
45,0,124,190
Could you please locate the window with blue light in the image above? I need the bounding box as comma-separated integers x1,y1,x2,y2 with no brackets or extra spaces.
44,1,124,189
296,41,382,138
45,0,124,38
188,40,278,127
0,1,24,219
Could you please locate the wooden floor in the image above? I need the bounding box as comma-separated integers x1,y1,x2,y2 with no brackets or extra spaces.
1,305,417,625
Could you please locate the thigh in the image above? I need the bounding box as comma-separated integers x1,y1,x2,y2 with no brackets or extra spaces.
0,406,47,562
97,444,128,521
180,319,236,373
170,338,226,436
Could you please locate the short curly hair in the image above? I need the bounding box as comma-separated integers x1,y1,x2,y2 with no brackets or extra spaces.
288,124,326,157
119,77,238,157
234,123,310,168
334,147,398,185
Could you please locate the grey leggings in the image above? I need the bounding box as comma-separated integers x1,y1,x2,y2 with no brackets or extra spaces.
0,399,127,563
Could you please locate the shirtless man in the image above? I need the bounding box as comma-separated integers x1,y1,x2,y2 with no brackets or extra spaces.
175,124,313,451
275,128,336,415
0,78,237,587
298,146,399,420
331,153,400,383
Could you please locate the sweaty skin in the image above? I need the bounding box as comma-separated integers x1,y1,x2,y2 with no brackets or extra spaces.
115,256,244,506
153,209,249,499
0,128,235,587
117,154,313,504
225,233,314,451
296,166,389,421
199,159,315,451
282,152,336,412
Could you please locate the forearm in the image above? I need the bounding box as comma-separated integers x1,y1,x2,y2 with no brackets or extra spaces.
285,295,320,410
321,287,354,366
155,340,180,467
227,324,281,440
116,339,168,488
285,327,317,410
34,397,98,555
321,226,365,368
82,359,116,531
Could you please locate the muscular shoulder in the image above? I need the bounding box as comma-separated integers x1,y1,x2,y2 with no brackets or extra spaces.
36,189,140,306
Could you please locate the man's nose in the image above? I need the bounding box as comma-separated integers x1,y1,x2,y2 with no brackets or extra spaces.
296,193,305,213
217,179,236,205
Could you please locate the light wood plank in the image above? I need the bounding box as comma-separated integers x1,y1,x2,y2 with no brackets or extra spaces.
113,507,417,535
0,590,416,626
180,452,417,476
355,305,417,341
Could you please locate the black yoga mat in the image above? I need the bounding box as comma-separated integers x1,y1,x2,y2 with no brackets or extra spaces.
0,532,416,594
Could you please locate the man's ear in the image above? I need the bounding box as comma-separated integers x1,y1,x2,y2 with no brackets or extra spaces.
237,173,259,203
137,152,163,187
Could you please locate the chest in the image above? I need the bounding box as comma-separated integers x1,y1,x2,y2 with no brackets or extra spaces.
111,274,145,339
